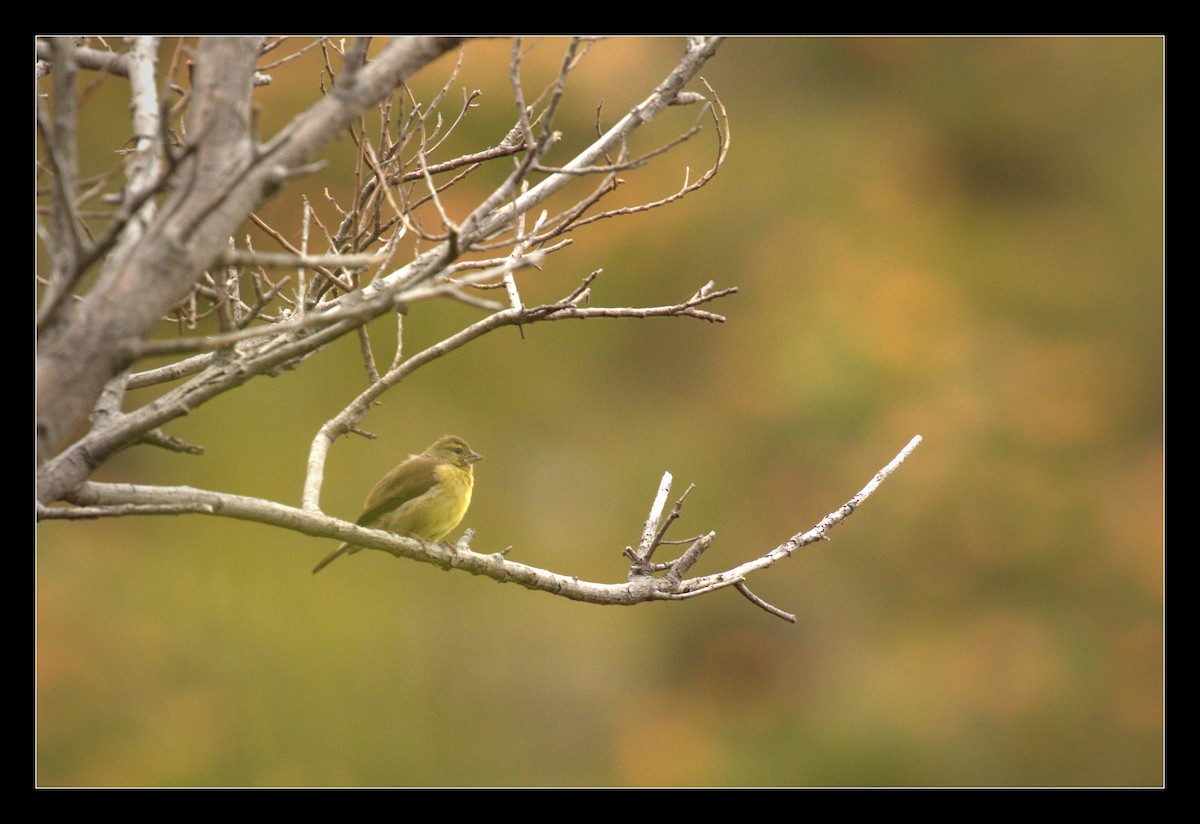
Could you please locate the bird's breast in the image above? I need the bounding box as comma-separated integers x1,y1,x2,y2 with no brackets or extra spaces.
374,463,473,542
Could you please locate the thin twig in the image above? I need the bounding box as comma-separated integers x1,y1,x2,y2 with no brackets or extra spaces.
664,532,714,586
357,324,380,384
258,37,329,71
248,213,353,291
651,482,695,554
632,471,672,572
679,436,925,595
138,428,205,454
735,581,797,624
220,249,385,269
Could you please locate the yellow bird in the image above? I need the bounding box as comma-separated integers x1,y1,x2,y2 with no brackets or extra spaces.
312,435,483,574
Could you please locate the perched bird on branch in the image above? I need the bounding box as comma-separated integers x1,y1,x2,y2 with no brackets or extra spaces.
312,435,483,574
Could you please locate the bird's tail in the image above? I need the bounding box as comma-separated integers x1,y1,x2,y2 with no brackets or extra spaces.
312,543,354,574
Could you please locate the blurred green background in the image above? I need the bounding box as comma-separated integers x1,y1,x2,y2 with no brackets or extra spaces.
36,37,1163,787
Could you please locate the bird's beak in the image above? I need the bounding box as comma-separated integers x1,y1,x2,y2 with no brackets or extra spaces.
467,450,484,463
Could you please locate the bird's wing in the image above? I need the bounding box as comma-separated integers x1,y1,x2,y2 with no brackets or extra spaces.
355,453,441,527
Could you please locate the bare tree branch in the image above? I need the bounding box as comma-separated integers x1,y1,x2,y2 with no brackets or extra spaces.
126,354,214,389
35,38,922,626
677,434,926,596
37,39,128,77
36,39,83,324
110,37,162,260
56,437,921,620
38,37,725,503
218,250,386,269
735,581,797,623
37,37,464,471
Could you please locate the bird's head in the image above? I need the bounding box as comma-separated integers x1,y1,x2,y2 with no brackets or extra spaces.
427,435,484,469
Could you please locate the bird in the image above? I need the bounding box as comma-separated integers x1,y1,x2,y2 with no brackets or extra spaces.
312,435,483,574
